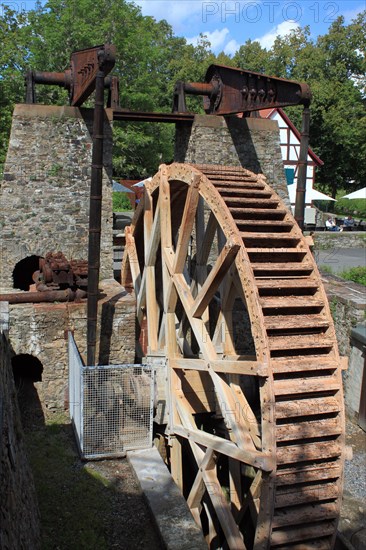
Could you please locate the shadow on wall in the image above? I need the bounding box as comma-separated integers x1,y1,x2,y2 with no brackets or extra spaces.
225,117,262,174
12,255,43,291
11,354,45,428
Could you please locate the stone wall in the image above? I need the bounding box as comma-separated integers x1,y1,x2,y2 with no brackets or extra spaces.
0,104,113,290
175,115,289,207
323,276,366,421
0,312,41,550
8,279,136,411
346,326,366,422
313,232,366,250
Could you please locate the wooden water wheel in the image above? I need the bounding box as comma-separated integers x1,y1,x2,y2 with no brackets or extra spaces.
121,163,345,550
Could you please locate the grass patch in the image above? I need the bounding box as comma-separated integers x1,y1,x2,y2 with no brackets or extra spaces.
25,413,114,550
338,266,366,286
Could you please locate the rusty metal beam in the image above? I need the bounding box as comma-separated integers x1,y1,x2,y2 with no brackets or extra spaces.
173,64,311,115
25,44,116,107
0,289,86,304
86,48,109,367
294,106,311,231
110,109,194,123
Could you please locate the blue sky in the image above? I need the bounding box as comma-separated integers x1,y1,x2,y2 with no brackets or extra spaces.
4,1,365,55
134,0,365,54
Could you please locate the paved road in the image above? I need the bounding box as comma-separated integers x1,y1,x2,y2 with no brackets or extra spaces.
314,247,366,274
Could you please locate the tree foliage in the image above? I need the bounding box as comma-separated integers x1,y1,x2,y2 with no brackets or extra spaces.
0,2,365,192
233,15,366,196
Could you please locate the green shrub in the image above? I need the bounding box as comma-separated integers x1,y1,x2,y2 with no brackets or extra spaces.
334,199,366,219
339,266,366,286
112,191,132,211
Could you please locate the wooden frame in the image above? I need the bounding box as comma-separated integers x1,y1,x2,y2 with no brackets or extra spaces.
122,163,345,550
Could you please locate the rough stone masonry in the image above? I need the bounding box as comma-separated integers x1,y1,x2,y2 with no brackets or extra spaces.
0,104,113,290
0,105,136,412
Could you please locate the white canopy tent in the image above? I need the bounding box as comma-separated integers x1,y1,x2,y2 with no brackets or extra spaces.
340,187,366,200
288,182,336,204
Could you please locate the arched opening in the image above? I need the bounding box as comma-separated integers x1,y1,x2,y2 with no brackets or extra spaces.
12,255,43,290
11,354,44,427
12,354,43,384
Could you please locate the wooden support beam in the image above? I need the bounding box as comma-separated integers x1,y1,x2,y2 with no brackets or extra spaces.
146,202,161,266
173,174,201,274
173,424,273,472
125,226,141,294
191,242,240,319
202,466,247,550
170,358,268,376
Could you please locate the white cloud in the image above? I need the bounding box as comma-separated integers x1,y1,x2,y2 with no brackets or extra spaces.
224,39,241,56
133,1,204,33
255,20,300,50
187,28,230,52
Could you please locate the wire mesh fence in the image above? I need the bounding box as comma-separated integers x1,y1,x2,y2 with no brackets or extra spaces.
68,333,154,459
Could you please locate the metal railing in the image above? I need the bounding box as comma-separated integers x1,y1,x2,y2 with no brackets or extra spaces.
68,332,154,459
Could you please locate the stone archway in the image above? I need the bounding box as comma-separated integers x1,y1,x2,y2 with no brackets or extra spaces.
12,255,43,291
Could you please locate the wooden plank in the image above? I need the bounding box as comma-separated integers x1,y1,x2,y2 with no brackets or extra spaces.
273,376,339,396
248,248,307,254
172,424,273,471
236,220,293,229
256,278,318,290
191,242,240,318
241,233,300,243
223,198,279,207
170,437,183,491
216,188,272,197
271,357,337,374
260,296,324,308
170,358,268,376
229,207,287,217
276,441,341,466
145,202,161,266
173,174,201,273
272,502,338,528
251,263,313,273
269,335,334,351
124,226,141,294
145,267,159,352
202,466,247,550
271,521,336,546
187,448,216,510
237,470,262,525
274,482,339,508
264,314,329,330
275,396,340,418
275,417,342,441
275,463,342,486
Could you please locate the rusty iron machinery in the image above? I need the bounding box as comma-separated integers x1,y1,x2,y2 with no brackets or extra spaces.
0,288,86,304
173,64,311,115
0,252,88,304
25,44,117,106
122,163,346,550
32,252,88,291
